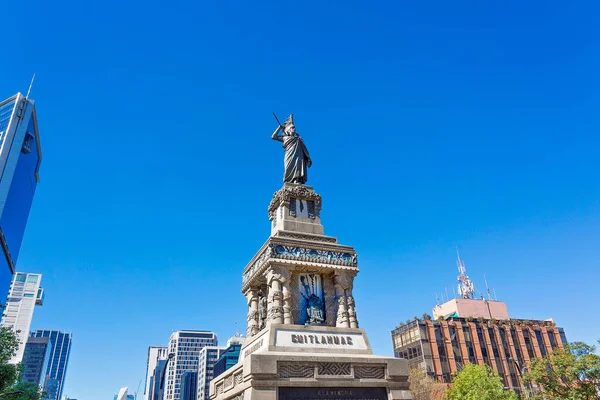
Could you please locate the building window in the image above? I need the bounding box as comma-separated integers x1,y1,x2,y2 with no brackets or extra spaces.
26,275,38,283
522,330,535,359
534,330,547,357
547,330,558,349
559,329,568,345
449,326,462,365
510,329,524,366
16,274,26,282
488,328,500,358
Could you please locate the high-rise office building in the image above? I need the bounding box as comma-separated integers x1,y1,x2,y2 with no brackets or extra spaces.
149,358,168,400
196,346,226,400
0,272,43,363
391,253,568,395
0,93,43,297
180,371,198,400
213,335,245,378
144,346,168,400
21,336,52,388
165,331,217,400
31,330,72,400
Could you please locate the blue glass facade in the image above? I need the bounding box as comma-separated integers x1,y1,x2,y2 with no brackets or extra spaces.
213,343,241,378
150,359,167,400
21,336,52,387
0,93,42,299
179,371,197,400
31,330,72,400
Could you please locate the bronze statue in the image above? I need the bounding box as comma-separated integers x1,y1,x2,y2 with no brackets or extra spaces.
272,113,312,184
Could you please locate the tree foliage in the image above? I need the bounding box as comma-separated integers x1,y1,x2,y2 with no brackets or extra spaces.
524,341,600,400
409,367,445,400
446,363,518,400
0,305,44,400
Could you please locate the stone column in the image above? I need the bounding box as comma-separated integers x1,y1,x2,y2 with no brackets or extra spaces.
347,288,359,328
282,284,292,324
245,289,259,336
334,273,350,328
266,271,284,324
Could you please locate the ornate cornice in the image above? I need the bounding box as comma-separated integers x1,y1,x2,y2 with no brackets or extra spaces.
275,231,337,243
242,242,358,290
268,184,322,220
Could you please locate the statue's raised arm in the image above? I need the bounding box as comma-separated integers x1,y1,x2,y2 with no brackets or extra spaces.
271,113,312,185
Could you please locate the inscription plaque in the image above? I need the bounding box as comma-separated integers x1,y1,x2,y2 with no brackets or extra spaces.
279,387,387,400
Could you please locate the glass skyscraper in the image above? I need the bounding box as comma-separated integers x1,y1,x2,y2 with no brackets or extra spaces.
0,93,42,297
31,330,72,400
213,335,245,378
165,331,217,400
21,336,52,388
179,371,198,400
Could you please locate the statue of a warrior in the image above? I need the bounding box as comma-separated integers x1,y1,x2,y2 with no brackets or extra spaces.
272,113,312,184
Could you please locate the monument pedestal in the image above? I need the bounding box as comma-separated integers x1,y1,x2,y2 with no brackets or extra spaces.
210,324,411,400
211,183,412,400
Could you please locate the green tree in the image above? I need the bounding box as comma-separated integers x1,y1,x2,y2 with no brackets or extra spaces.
0,305,44,400
446,363,518,400
524,341,600,400
409,368,445,400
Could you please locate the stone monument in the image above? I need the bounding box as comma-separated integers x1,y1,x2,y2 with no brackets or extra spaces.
210,115,411,400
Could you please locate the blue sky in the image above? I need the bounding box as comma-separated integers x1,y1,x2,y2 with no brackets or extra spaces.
2,1,600,399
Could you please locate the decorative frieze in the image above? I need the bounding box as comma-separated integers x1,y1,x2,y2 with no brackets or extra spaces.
278,364,314,378
273,245,356,264
242,243,357,286
317,363,351,376
354,366,386,379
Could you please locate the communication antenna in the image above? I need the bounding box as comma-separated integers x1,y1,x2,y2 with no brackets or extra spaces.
26,73,36,99
452,286,456,299
493,288,498,301
456,247,475,299
445,287,449,302
435,293,440,306
484,275,491,300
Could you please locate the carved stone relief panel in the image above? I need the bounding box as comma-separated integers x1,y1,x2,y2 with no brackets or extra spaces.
289,272,301,325
323,274,337,327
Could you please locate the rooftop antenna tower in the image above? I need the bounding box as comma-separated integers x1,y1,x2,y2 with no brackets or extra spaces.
484,274,491,300
456,247,475,299
25,73,36,99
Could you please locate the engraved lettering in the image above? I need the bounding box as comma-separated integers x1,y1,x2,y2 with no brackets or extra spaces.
347,337,353,345
341,336,346,345
333,336,340,344
292,334,298,343
314,335,320,344
327,336,333,344
243,338,263,358
309,335,315,344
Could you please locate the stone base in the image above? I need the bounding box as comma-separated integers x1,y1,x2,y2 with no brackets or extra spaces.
210,324,412,400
